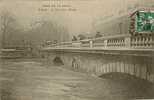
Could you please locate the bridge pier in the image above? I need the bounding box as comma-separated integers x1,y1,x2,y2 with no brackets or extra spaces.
43,50,154,82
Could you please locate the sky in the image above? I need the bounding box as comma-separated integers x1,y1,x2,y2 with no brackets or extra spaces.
0,0,153,36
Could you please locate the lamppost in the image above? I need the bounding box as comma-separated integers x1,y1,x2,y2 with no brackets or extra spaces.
119,22,123,34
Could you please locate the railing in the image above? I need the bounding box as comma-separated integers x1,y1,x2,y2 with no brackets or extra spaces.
107,38,125,48
58,42,73,47
131,35,153,48
44,34,154,50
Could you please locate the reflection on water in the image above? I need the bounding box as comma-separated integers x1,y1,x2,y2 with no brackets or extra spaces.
1,82,15,100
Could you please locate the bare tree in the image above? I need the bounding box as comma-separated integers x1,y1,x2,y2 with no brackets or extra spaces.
0,11,17,48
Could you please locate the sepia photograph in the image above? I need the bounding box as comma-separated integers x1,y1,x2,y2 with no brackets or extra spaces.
0,0,154,100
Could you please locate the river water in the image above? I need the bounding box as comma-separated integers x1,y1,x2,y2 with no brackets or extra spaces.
0,59,154,100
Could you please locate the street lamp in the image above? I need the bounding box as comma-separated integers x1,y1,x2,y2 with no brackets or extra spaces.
119,22,123,34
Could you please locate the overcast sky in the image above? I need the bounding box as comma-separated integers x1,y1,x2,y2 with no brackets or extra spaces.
0,0,153,35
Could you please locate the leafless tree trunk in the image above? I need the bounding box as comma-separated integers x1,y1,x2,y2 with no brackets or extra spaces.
0,11,16,48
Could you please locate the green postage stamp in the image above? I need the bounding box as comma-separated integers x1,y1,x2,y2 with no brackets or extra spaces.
136,11,154,33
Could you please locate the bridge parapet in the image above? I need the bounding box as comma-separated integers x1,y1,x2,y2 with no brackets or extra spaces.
131,35,153,48
43,34,154,50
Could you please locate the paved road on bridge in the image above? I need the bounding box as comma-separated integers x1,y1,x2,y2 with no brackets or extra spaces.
0,59,154,100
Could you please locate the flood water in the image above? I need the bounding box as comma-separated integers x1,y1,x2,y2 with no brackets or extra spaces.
0,59,154,100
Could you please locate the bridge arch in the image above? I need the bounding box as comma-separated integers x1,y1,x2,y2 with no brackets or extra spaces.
43,49,154,82
49,52,152,81
53,56,64,65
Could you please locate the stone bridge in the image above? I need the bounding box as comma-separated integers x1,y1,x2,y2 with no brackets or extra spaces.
41,34,154,82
